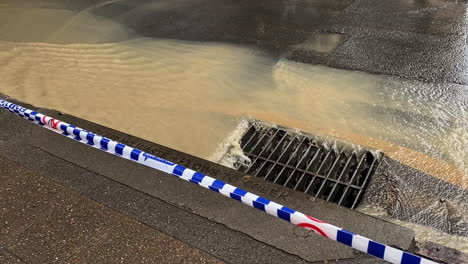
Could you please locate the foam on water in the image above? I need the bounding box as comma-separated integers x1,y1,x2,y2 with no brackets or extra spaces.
210,118,252,169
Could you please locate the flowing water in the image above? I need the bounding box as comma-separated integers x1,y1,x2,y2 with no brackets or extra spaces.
1,0,468,253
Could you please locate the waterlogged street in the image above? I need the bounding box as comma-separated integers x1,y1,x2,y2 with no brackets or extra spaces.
0,0,468,255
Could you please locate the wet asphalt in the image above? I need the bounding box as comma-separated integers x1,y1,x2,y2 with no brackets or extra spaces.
89,0,468,85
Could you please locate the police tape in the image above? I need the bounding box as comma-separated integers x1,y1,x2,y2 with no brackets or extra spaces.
0,99,439,264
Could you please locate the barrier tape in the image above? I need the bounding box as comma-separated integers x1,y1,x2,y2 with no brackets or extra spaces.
0,99,439,264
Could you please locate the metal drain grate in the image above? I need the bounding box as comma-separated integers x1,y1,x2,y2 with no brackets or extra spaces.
234,121,380,209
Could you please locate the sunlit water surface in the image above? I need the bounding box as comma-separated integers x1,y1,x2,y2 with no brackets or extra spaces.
1,1,468,253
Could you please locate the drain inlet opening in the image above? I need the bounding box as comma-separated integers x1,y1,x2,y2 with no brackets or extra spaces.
225,120,381,209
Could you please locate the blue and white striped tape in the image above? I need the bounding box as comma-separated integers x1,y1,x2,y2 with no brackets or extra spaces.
0,99,439,264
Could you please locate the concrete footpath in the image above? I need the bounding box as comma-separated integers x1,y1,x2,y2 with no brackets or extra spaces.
0,156,223,264
0,97,431,263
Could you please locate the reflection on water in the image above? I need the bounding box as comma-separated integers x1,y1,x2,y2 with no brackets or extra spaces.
1,0,468,252
292,33,345,53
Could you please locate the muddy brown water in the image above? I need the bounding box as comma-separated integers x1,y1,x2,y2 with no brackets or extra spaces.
1,38,465,186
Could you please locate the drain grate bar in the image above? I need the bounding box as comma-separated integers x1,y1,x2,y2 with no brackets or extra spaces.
235,121,380,209
326,152,356,202
349,153,377,209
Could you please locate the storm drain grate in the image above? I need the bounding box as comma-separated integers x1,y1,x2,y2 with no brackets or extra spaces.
233,121,380,209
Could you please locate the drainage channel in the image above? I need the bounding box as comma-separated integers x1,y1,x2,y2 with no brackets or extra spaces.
232,121,380,209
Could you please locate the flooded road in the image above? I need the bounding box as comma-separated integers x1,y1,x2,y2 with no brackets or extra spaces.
1,38,467,181
0,0,467,253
